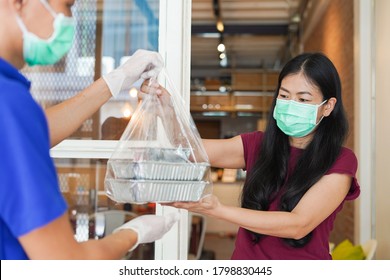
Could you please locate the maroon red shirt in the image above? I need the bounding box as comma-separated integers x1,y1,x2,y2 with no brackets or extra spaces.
231,131,360,260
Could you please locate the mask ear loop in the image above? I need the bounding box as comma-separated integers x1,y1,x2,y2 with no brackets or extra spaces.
316,115,325,125
39,0,57,18
315,100,328,125
319,99,328,106
15,15,28,35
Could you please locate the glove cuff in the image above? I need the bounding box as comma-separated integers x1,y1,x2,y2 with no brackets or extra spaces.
102,70,127,98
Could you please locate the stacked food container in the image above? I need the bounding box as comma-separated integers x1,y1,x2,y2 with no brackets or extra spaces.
105,146,210,204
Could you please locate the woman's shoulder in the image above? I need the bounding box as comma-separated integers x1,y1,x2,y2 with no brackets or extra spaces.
338,147,358,169
339,146,357,156
327,147,358,177
331,147,360,200
240,131,264,170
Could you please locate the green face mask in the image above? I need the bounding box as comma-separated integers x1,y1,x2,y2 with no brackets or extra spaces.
15,0,75,66
273,99,327,138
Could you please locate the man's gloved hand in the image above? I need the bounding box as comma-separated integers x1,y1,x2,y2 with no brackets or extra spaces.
113,212,180,251
103,49,164,98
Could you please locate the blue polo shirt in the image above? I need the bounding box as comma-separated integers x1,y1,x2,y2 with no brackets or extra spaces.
0,58,67,259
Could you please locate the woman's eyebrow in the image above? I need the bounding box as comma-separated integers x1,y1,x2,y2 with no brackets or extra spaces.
280,86,290,93
297,91,313,96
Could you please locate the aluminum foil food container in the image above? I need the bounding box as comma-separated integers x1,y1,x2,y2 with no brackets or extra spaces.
108,160,209,181
105,179,207,203
118,147,192,162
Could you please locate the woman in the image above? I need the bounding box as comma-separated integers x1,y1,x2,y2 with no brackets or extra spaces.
0,0,176,259
142,52,360,259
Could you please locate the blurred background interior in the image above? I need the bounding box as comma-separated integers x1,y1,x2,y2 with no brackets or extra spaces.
24,0,389,259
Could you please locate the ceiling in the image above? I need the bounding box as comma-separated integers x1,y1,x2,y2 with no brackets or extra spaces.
191,0,307,78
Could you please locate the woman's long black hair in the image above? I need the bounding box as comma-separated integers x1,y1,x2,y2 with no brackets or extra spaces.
241,53,349,247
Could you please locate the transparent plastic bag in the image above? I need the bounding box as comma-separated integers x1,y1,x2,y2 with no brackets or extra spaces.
105,69,212,204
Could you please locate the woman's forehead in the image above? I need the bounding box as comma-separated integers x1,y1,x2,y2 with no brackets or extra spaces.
281,73,321,95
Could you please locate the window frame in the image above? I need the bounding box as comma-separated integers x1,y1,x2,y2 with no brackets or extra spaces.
50,0,192,260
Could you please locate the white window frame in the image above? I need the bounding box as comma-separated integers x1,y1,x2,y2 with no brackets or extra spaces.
354,0,376,245
50,0,192,260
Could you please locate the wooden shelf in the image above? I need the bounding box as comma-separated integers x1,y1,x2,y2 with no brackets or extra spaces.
190,106,269,113
190,91,273,113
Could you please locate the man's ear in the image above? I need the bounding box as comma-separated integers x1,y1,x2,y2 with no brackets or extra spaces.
323,97,337,117
10,0,26,12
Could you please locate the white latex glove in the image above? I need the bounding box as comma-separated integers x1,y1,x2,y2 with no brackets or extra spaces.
113,212,180,251
103,49,164,98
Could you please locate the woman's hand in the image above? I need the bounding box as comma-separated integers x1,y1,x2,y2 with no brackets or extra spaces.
139,79,164,97
162,194,222,217
139,79,173,106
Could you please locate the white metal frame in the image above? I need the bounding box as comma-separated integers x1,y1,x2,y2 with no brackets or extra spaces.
51,0,192,260
354,0,376,244
50,140,117,159
155,0,192,260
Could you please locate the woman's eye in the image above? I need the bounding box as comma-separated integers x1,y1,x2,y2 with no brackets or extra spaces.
279,94,288,99
299,98,309,102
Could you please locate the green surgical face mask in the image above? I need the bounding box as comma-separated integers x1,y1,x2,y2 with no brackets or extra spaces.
273,99,327,138
15,0,75,66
